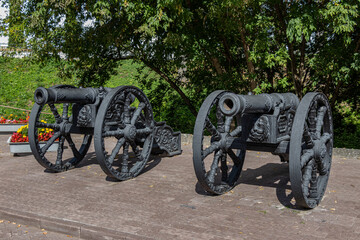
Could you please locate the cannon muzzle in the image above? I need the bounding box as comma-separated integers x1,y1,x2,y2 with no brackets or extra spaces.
34,87,98,105
218,93,242,116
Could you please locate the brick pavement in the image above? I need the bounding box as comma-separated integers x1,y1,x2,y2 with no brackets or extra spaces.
0,134,359,239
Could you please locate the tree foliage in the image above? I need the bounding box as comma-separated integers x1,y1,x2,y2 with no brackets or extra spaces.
1,0,360,135
2,0,26,48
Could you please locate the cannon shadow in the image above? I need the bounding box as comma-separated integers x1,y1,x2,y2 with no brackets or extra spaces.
45,152,162,181
195,162,306,210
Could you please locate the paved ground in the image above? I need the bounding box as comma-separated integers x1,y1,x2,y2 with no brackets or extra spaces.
0,133,359,239
0,219,80,239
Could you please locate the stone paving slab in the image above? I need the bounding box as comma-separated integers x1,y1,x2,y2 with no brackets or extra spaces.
0,134,359,239
0,218,80,240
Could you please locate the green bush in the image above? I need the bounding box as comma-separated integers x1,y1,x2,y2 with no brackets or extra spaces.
333,103,360,149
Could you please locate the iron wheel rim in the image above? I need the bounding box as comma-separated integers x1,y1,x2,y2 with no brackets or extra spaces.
94,86,154,181
289,92,333,208
193,90,245,195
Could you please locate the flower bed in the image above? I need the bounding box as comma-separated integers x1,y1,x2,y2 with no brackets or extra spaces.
9,121,55,143
0,114,29,133
0,113,29,124
8,121,58,155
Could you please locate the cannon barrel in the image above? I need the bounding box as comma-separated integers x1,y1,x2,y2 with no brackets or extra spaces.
34,87,99,105
218,92,298,116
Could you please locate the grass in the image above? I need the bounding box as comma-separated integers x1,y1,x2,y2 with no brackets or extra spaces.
0,57,143,116
0,57,74,117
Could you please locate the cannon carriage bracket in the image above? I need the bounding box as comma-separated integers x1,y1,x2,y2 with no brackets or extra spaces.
29,85,181,181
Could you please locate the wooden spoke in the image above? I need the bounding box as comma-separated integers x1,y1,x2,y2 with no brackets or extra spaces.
65,135,82,160
121,142,130,174
300,149,314,168
320,132,332,144
55,136,65,166
319,151,331,176
131,102,145,125
62,103,70,121
136,127,152,135
207,150,222,183
227,149,242,166
40,132,61,155
303,122,314,148
309,165,318,198
205,117,221,140
202,141,221,159
301,159,314,197
224,116,233,133
123,93,132,124
107,138,126,164
130,141,142,161
315,106,327,139
102,129,124,138
35,122,59,131
216,106,225,133
48,103,62,124
227,150,245,186
220,153,228,182
229,126,242,137
128,140,145,175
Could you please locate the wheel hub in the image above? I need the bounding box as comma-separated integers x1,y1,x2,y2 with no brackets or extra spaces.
59,121,72,135
219,133,229,150
124,125,137,141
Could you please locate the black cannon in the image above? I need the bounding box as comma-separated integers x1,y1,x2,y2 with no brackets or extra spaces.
29,85,181,181
193,91,333,208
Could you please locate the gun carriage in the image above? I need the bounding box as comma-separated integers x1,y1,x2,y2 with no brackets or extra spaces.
193,91,333,208
29,85,181,181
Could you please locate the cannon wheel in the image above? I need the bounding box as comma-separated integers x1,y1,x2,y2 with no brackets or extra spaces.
289,92,333,208
193,90,245,195
94,86,154,181
29,85,92,172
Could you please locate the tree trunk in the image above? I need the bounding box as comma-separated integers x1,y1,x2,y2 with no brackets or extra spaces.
142,60,198,117
274,3,302,97
211,57,224,75
239,24,257,91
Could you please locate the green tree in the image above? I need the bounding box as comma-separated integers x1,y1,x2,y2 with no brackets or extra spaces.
1,0,359,131
3,0,26,48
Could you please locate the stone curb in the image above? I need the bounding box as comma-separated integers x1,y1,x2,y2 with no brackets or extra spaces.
0,207,147,240
181,134,360,158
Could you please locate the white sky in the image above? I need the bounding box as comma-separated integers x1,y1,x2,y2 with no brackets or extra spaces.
0,6,9,44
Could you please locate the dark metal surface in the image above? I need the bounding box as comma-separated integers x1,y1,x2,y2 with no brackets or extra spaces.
152,121,182,156
29,85,181,180
193,90,333,208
